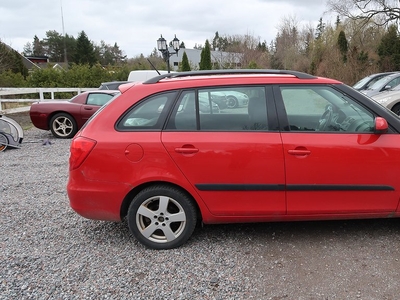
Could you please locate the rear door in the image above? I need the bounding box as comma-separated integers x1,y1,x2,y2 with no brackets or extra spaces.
162,86,286,217
275,85,400,215
80,93,114,123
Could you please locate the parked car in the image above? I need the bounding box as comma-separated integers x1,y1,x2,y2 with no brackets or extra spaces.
68,70,400,250
353,72,396,91
209,90,249,108
372,84,400,115
30,90,118,138
128,70,171,82
98,81,129,90
362,72,400,97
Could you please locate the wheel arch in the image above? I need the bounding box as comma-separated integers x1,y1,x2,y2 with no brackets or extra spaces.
47,111,76,128
391,102,400,115
120,181,203,222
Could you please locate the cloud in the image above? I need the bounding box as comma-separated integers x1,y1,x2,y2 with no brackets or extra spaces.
0,0,332,58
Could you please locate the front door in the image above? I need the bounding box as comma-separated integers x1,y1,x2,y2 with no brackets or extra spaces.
277,85,400,215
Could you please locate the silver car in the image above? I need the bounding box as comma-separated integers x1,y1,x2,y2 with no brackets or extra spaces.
372,84,400,115
209,90,249,109
353,72,395,91
362,73,400,97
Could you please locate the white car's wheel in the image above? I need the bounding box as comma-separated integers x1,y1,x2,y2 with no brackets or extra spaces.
226,96,238,108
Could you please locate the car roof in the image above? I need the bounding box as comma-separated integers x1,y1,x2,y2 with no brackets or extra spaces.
367,72,397,78
143,69,319,84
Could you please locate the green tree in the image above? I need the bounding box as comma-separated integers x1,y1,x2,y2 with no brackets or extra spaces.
377,25,400,71
337,30,348,62
74,31,97,66
212,31,220,50
43,30,66,62
315,18,325,40
33,35,45,56
95,41,126,66
0,41,28,78
335,15,341,29
199,40,212,70
257,41,268,52
0,70,26,87
180,51,191,71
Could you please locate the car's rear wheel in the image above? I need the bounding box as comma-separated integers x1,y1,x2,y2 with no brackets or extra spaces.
127,185,197,249
50,113,77,139
0,133,8,152
226,96,238,108
391,103,400,116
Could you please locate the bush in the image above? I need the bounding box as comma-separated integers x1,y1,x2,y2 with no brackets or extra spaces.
0,70,27,87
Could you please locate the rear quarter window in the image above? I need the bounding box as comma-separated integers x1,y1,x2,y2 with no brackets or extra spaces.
117,91,177,130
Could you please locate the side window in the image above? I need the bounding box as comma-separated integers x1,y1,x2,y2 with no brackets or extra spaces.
387,77,400,90
167,87,268,131
281,86,375,133
118,91,177,130
86,93,113,106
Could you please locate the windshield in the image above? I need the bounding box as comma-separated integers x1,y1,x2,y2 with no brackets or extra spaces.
353,77,371,89
368,75,395,90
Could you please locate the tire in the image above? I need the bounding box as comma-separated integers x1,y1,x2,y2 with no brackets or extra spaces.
391,103,400,116
127,185,197,250
226,96,238,108
0,133,8,152
50,113,77,139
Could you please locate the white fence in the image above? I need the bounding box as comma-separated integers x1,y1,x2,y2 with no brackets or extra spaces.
0,87,97,114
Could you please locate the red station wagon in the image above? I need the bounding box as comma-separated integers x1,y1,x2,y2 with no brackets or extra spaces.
67,70,400,249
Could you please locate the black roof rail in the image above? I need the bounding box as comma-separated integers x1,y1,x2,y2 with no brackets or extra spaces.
143,69,317,84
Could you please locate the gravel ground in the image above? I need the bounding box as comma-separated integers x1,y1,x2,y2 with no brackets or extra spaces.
2,125,400,299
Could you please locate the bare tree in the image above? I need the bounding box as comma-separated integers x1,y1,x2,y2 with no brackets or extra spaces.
273,16,305,70
327,0,400,27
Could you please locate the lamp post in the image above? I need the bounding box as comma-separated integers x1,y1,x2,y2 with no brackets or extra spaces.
157,34,180,73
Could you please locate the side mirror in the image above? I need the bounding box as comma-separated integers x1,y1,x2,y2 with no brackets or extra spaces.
383,85,392,91
374,117,388,134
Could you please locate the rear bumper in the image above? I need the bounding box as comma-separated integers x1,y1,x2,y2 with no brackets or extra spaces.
29,110,49,130
67,173,132,221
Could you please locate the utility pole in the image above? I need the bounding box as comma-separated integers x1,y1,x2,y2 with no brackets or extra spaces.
60,0,68,63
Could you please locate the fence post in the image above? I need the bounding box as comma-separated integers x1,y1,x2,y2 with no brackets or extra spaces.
39,89,44,102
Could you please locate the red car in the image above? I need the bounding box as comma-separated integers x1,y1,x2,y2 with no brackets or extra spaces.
67,70,400,249
29,90,118,138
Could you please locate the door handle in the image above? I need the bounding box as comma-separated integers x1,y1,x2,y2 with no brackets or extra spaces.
84,107,93,110
175,147,199,154
288,149,311,156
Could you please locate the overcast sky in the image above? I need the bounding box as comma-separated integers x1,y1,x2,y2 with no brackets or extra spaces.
0,0,333,58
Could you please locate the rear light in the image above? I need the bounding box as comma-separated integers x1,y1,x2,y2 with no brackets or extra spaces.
69,137,96,170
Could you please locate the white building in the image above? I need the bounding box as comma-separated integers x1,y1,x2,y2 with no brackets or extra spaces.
168,48,243,71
